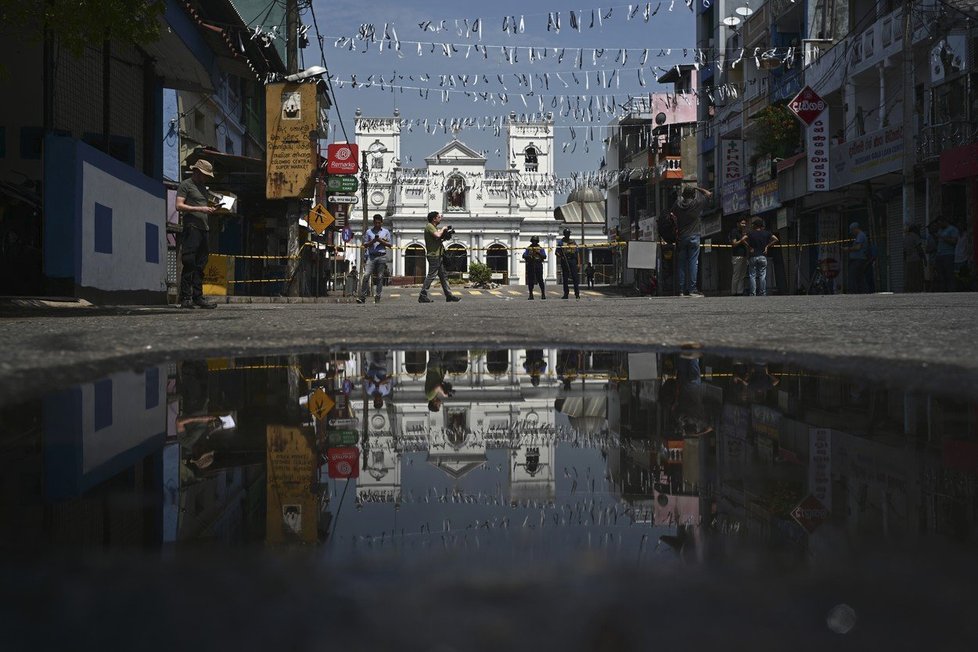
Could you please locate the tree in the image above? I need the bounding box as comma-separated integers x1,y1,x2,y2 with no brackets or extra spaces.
0,0,165,57
751,104,802,162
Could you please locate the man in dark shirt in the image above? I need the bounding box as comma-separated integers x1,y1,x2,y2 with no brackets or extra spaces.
174,159,218,309
728,217,749,296
746,217,779,296
555,228,581,299
669,184,713,297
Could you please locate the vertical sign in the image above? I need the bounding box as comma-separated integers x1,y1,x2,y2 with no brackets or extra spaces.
266,425,318,544
266,82,319,199
809,428,832,512
788,86,830,193
721,139,743,182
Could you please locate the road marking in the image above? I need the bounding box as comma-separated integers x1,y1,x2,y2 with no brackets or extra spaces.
584,291,601,297
390,293,401,297
506,290,522,296
489,290,503,296
469,290,483,295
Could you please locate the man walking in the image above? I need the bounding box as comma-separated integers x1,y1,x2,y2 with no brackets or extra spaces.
418,211,461,303
729,217,749,296
844,221,869,294
746,217,778,296
555,228,581,300
174,159,219,309
357,214,392,304
669,183,712,297
522,235,547,300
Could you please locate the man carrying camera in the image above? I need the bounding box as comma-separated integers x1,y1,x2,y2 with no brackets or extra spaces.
357,214,392,304
418,211,462,303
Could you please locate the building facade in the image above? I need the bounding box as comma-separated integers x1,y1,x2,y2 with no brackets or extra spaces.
353,111,605,284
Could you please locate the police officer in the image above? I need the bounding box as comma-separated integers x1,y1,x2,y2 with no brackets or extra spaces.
555,228,580,300
522,235,547,300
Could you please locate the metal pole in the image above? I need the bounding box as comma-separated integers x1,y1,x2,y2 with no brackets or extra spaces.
901,0,915,229
360,150,369,286
285,0,304,296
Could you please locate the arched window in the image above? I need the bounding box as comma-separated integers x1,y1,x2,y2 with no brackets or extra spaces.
486,350,509,376
445,243,467,274
404,243,426,280
524,145,539,172
445,174,466,212
486,244,508,273
404,350,427,376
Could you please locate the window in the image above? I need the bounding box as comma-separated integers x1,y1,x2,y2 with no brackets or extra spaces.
524,145,539,172
445,174,466,212
404,244,427,278
404,350,427,376
486,350,509,375
486,244,508,273
445,243,467,273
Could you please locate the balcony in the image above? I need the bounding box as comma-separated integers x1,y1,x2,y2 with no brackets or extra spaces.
742,2,770,48
919,121,978,161
658,156,683,181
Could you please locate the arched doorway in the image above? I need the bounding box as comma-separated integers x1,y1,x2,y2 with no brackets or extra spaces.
486,243,508,276
445,243,467,275
486,350,509,376
404,243,426,281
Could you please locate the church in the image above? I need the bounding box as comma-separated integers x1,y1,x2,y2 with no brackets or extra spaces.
353,110,607,285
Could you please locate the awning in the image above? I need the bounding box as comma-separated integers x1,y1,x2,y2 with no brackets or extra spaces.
554,201,606,224
185,147,266,194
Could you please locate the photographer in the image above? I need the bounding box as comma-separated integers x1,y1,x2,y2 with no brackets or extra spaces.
425,352,455,412
357,214,393,304
418,211,462,303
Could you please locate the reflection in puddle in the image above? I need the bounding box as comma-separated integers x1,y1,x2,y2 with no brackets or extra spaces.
2,349,977,565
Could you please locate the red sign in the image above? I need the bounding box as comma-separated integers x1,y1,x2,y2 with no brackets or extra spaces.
326,143,359,175
791,494,829,534
788,86,827,126
327,447,360,479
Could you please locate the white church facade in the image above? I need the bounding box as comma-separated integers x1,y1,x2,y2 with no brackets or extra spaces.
353,110,606,284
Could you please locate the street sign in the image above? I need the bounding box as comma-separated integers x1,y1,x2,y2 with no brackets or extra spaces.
791,494,830,534
327,447,360,479
788,86,828,126
342,379,353,395
326,175,358,193
328,429,359,446
328,417,358,428
307,203,335,236
341,227,354,243
326,143,359,175
328,195,358,204
308,388,335,420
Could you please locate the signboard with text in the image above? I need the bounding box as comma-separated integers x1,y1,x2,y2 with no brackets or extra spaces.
326,175,359,193
750,179,781,215
327,447,360,479
266,82,318,199
721,176,749,215
326,143,359,175
788,86,828,126
721,139,744,182
830,126,904,189
791,494,830,534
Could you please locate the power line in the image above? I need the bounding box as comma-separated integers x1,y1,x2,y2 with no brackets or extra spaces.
306,0,350,143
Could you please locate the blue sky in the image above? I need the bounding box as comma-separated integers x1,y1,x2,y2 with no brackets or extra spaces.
306,0,698,179
163,2,699,183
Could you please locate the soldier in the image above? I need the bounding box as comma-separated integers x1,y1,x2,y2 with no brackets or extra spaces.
522,235,547,300
555,228,580,300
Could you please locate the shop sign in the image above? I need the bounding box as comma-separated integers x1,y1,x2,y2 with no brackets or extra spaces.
788,86,828,127
328,429,359,446
830,126,903,189
751,404,782,439
326,143,359,175
326,175,359,193
721,139,744,182
791,494,830,534
809,428,832,511
750,179,781,215
806,110,830,192
701,212,722,237
721,176,749,215
327,447,360,479
266,425,318,544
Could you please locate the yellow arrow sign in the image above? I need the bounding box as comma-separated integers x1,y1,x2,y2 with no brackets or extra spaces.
308,388,335,420
307,203,335,235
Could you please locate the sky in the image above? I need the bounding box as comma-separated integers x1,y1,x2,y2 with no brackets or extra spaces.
305,0,699,180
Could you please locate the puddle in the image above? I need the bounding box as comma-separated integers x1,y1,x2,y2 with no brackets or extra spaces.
2,348,977,646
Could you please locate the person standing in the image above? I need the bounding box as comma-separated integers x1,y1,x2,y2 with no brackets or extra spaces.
522,235,547,300
728,217,749,296
903,224,924,293
669,184,713,297
357,214,393,304
418,211,461,303
174,159,219,309
746,217,778,296
844,221,869,294
585,261,595,288
934,215,959,292
556,228,581,300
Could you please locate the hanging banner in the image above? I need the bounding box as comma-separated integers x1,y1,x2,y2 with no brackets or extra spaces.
266,82,319,199
806,112,829,192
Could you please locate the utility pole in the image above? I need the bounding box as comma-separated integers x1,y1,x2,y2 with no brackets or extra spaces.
901,0,915,228
285,0,306,296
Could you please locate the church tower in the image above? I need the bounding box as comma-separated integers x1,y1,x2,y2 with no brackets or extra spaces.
506,111,555,216
354,108,401,214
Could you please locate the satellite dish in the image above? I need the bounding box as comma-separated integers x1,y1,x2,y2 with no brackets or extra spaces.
722,16,742,27
735,6,754,17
